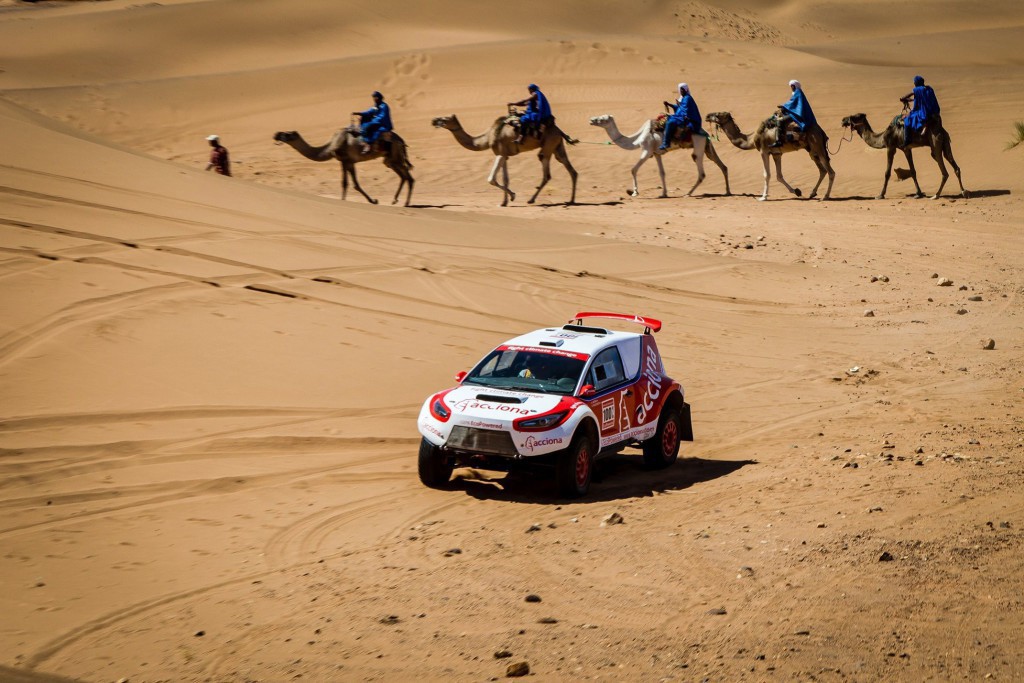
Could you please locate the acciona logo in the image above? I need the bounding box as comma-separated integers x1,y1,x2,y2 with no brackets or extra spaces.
454,399,531,415
523,435,564,451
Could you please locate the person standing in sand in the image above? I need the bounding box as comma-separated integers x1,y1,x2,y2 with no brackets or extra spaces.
204,135,231,176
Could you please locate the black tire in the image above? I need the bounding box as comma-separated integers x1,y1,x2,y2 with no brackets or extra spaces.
643,407,682,469
418,438,454,489
556,432,594,498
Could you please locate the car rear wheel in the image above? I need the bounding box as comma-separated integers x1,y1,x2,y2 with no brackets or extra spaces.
642,407,681,469
418,438,454,488
557,432,594,498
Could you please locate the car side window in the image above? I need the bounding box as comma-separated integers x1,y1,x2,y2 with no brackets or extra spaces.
589,347,626,392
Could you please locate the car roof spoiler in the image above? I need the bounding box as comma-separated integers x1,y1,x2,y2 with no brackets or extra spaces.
568,311,662,334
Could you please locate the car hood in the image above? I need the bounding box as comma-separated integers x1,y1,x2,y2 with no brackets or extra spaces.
443,385,565,424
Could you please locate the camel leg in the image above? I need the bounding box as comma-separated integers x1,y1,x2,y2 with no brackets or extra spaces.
629,149,650,197
346,163,379,205
929,144,950,200
654,152,668,198
488,155,515,206
704,142,730,195
878,147,897,199
528,147,554,204
391,165,414,207
759,151,771,201
772,154,801,198
553,142,578,205
821,154,836,200
941,135,967,198
684,136,707,197
341,163,349,201
900,148,925,198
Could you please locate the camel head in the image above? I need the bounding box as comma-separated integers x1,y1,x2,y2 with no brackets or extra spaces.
841,113,868,130
273,131,299,144
589,115,613,127
431,116,459,131
704,112,733,127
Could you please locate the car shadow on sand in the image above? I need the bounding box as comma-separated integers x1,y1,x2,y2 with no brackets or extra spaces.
450,454,756,504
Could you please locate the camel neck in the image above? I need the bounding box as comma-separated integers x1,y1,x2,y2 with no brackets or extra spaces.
857,121,887,149
446,121,491,152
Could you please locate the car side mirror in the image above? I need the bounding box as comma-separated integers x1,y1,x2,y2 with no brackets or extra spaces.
454,371,467,383
579,384,596,397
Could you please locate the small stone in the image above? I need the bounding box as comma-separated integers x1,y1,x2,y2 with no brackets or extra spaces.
958,285,968,291
956,308,968,315
968,439,980,445
864,309,875,317
880,275,889,283
494,649,513,659
195,630,206,637
744,243,754,249
537,617,558,624
526,524,542,533
506,661,530,677
968,295,982,302
870,275,878,283
981,339,995,350
878,551,895,562
868,506,883,513
601,512,624,527
843,462,859,469
816,523,827,528
444,548,463,556
915,460,924,466
937,278,953,286
915,447,924,454
999,521,1012,529
525,594,542,603
707,607,727,615
738,566,755,577
794,629,811,636
380,615,401,625
930,273,939,278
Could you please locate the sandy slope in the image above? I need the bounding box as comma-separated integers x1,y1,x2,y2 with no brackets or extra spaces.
1,1,1023,681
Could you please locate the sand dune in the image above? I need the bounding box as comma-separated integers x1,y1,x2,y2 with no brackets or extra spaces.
1,0,1023,680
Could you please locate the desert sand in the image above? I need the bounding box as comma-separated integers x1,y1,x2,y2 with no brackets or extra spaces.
1,0,1023,681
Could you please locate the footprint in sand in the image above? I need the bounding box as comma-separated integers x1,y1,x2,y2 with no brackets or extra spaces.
560,40,575,53
589,42,608,53
620,46,638,55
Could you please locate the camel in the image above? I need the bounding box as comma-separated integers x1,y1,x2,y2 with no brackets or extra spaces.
840,113,966,200
272,128,414,207
704,111,835,201
588,115,730,198
431,113,578,206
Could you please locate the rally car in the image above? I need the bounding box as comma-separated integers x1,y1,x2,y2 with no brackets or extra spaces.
416,312,693,497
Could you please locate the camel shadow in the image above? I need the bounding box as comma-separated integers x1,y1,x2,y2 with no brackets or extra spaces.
521,200,623,208
450,455,756,504
962,189,1011,199
406,203,462,209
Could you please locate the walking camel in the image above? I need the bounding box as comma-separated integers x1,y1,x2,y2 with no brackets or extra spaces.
704,111,835,201
431,113,578,206
589,115,730,198
840,113,966,199
272,129,414,207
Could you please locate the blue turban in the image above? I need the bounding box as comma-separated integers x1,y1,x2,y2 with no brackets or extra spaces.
913,76,924,86
372,91,383,99
528,83,538,92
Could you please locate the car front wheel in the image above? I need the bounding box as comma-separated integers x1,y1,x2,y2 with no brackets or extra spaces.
418,438,454,488
557,432,594,498
643,407,681,469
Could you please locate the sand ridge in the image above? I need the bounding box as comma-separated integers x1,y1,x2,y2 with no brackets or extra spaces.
1,0,1023,680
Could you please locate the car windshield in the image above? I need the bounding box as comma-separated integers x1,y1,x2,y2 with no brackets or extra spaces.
464,347,587,395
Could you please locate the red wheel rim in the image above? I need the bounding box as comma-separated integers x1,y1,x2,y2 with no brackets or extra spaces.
575,444,590,488
662,420,679,456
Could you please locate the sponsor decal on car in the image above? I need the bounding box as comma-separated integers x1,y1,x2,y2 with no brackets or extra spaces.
453,398,533,415
467,420,503,430
601,399,615,430
420,422,445,439
635,345,663,425
522,435,564,452
498,345,590,361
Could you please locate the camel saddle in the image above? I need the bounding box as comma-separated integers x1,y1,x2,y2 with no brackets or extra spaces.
765,114,804,146
504,112,551,141
653,113,693,145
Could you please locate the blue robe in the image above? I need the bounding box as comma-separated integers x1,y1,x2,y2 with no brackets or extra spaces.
779,88,817,131
520,90,551,126
905,85,940,131
359,102,392,144
660,94,703,149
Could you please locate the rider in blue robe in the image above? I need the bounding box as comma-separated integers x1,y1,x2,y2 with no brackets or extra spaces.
901,75,941,145
659,83,703,151
774,79,816,146
352,91,392,153
509,84,552,143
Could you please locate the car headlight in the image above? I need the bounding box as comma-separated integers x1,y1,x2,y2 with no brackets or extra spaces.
429,392,452,421
515,410,569,431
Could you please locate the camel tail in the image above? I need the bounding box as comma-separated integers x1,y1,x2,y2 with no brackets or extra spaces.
894,168,914,182
562,131,579,146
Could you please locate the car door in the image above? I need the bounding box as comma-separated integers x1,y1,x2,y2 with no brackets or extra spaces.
587,346,636,448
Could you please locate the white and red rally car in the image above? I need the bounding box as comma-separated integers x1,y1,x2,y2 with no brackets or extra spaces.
417,312,693,497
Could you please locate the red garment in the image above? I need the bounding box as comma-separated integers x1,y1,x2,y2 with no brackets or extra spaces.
209,145,231,176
